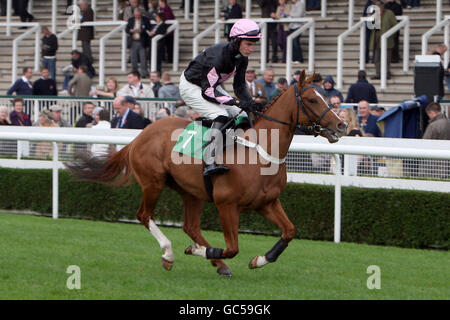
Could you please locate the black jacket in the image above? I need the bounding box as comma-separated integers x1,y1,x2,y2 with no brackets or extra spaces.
345,79,378,104
183,42,252,106
384,2,403,16
42,34,58,57
111,109,146,129
126,16,153,48
257,0,278,18
72,52,95,77
75,113,94,128
32,78,57,96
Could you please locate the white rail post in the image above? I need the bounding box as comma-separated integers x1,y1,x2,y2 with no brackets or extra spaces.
122,28,127,72
333,154,342,243
215,0,219,20
28,0,33,14
34,26,41,72
348,0,354,29
52,142,59,220
193,0,199,34
437,0,442,24
360,22,366,71
150,35,163,72
403,17,410,74
215,20,220,44
381,33,387,90
245,0,251,19
185,0,190,20
445,22,449,72
72,29,78,50
308,21,315,73
6,0,11,36
173,21,179,72
113,0,118,21
260,22,267,72
337,35,343,89
321,0,326,18
52,0,57,33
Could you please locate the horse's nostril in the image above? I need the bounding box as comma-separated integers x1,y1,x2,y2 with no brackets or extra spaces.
337,122,347,132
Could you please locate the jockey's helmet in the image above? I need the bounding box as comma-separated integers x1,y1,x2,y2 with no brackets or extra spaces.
229,19,262,41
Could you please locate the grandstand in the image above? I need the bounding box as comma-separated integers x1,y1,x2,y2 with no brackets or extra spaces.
0,0,449,104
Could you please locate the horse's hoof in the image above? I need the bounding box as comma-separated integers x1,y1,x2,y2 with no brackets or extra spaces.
184,244,194,255
248,256,259,269
161,257,173,271
217,266,232,277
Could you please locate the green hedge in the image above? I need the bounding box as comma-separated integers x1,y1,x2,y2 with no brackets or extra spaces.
0,168,448,249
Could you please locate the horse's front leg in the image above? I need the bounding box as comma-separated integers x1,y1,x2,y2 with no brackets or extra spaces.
249,198,295,269
185,203,239,277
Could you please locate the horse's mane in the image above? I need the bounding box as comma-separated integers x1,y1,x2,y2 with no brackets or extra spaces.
259,80,311,115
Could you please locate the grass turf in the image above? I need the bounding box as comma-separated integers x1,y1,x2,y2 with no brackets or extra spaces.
0,212,449,300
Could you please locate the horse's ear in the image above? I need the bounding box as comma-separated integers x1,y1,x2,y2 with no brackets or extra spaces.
298,69,306,88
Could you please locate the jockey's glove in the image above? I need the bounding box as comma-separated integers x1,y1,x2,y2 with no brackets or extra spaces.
238,100,264,113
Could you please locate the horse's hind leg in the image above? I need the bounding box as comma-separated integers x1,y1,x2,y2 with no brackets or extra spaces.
181,193,232,277
249,198,295,269
136,179,174,271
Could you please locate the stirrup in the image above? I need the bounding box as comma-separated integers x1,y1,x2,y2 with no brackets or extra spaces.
203,163,229,176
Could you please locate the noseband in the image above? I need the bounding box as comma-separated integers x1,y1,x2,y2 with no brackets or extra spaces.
253,85,332,136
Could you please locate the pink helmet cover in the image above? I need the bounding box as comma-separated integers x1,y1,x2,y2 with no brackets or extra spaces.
229,19,262,39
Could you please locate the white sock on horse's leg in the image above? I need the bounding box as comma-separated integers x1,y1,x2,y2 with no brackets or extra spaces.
149,219,174,262
189,243,207,258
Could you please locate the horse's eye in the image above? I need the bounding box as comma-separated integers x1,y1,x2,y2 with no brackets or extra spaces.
309,99,317,104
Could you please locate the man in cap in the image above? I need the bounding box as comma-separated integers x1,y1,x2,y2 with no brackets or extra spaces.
49,105,70,127
111,95,146,129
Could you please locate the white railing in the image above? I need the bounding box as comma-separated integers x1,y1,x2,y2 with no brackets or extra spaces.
381,16,410,90
0,22,41,84
99,22,127,87
422,15,450,72
336,16,410,90
193,18,315,75
286,18,315,80
150,20,180,73
0,129,449,243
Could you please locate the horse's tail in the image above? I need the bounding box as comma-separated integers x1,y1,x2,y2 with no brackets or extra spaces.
65,145,133,186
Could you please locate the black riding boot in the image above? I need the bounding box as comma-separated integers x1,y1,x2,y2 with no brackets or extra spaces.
203,116,230,176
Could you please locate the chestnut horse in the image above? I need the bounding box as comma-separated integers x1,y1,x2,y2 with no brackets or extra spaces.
66,70,346,277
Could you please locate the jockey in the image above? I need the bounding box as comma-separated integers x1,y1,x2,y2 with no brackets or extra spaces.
179,18,264,176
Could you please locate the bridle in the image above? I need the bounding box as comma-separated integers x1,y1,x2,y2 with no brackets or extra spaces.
253,84,332,136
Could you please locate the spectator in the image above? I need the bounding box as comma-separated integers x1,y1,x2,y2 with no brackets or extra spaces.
32,67,58,96
422,102,450,140
91,109,115,157
10,97,32,126
148,1,159,20
75,101,95,127
256,69,276,100
269,77,288,102
68,65,92,97
0,106,11,125
338,108,363,136
173,106,190,119
123,0,145,21
363,0,376,64
430,43,447,101
290,70,301,85
118,71,155,98
406,0,420,8
132,103,152,127
329,96,342,113
245,69,267,106
158,0,175,64
384,0,402,63
370,105,385,117
0,0,5,17
91,77,119,98
288,0,305,64
111,96,146,129
311,73,326,97
150,71,162,97
223,0,243,39
7,67,33,96
17,0,34,27
92,106,104,125
322,75,343,102
127,7,152,79
34,109,59,158
345,70,378,103
148,12,168,73
271,0,291,63
155,107,170,121
307,0,320,11
41,26,58,80
77,0,95,63
358,100,381,137
369,1,397,80
62,50,95,93
158,71,180,112
180,0,194,13
49,105,70,127
257,0,278,63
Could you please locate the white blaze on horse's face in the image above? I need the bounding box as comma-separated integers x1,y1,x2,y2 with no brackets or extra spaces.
314,89,338,117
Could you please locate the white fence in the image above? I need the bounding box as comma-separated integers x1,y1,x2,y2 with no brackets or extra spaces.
0,127,449,244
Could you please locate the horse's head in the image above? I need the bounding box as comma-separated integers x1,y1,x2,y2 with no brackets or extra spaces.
295,70,346,143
